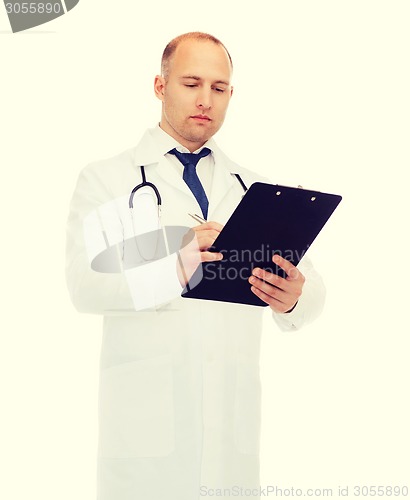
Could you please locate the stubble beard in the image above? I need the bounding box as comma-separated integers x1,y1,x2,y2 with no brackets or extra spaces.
170,118,214,147
163,102,223,147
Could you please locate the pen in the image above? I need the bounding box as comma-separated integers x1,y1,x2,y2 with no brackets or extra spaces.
188,213,207,224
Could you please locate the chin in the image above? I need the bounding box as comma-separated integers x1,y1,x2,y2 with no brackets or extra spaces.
183,131,211,143
176,122,215,145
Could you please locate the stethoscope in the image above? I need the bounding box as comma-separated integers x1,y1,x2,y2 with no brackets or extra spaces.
128,165,248,212
127,165,248,261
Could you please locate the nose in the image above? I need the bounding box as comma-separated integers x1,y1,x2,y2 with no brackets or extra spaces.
196,88,212,110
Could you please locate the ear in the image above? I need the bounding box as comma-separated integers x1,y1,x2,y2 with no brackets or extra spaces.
154,75,166,101
230,86,234,97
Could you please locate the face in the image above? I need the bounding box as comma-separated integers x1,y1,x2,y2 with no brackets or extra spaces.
154,39,233,152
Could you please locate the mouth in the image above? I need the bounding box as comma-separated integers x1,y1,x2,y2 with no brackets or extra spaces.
190,115,212,122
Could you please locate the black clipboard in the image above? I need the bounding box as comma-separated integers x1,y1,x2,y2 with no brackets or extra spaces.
181,182,342,307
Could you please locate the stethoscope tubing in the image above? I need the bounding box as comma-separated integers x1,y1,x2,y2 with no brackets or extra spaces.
129,165,248,210
129,166,162,209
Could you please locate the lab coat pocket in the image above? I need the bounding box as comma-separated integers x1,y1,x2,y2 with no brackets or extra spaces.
98,354,174,458
233,360,261,455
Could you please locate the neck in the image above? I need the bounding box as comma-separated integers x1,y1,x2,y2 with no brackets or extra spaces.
159,121,206,153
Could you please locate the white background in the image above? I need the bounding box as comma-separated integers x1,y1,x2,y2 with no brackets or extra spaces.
1,1,409,498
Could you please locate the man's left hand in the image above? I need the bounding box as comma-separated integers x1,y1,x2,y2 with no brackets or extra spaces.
248,254,305,313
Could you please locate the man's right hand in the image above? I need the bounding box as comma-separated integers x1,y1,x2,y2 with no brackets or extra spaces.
177,221,224,287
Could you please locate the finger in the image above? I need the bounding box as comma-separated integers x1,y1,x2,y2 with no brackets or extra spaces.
193,221,223,232
272,254,303,281
250,285,290,313
248,275,287,303
201,251,224,262
196,234,221,251
251,267,289,291
206,221,224,231
194,229,221,241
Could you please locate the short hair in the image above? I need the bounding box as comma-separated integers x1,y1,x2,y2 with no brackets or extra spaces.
161,32,233,79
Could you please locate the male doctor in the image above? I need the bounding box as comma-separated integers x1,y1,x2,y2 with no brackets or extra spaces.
66,32,326,500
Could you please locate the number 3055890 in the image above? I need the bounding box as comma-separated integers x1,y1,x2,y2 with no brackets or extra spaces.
5,3,62,14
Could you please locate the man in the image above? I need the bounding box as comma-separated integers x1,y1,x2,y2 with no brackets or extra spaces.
66,32,325,500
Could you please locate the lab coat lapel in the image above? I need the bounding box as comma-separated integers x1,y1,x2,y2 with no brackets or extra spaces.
132,129,195,200
132,129,160,167
207,147,236,219
155,157,194,199
132,129,240,219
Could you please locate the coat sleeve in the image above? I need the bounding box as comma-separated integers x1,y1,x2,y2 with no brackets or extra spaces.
65,165,182,315
270,254,326,332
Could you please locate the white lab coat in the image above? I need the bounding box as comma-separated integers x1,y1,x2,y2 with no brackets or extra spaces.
66,129,326,500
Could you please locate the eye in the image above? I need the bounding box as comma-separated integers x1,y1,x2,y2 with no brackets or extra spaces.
213,87,226,93
185,84,197,88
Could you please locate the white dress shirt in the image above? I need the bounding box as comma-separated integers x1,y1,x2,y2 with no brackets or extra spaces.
150,123,215,197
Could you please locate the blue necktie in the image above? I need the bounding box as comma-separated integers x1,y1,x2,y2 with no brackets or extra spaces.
168,147,211,219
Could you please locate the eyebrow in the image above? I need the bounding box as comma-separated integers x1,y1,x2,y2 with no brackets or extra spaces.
180,75,230,86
